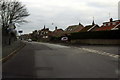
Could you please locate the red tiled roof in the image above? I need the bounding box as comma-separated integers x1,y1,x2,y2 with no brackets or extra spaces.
103,20,120,24
96,26,115,31
96,20,120,31
80,24,99,32
80,25,93,32
52,29,64,37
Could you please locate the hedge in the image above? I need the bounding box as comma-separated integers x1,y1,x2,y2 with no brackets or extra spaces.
70,30,120,39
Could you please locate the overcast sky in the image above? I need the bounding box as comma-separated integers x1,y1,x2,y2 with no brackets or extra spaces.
17,0,119,34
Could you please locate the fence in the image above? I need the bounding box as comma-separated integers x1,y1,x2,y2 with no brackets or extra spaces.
51,30,120,45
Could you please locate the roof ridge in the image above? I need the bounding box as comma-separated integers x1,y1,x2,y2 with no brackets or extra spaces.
111,23,120,30
87,24,97,31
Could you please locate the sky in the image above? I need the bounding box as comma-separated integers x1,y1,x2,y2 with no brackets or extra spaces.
17,0,120,34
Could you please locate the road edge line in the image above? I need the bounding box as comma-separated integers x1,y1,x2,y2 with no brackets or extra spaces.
79,47,119,59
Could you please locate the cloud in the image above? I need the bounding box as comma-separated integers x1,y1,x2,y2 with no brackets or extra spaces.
19,0,119,34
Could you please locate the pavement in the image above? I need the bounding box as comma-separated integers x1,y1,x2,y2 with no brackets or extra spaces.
74,45,119,55
2,41,120,79
53,42,120,56
2,40,25,58
1,41,26,63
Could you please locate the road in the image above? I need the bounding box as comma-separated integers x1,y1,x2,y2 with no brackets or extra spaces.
2,41,119,78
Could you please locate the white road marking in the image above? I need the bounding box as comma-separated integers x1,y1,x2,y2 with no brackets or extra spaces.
32,42,119,58
78,47,119,59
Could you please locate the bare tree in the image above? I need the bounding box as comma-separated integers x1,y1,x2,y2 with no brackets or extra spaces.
0,0,29,32
0,0,29,45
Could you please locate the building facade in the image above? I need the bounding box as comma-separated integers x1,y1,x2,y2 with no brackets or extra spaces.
38,26,52,41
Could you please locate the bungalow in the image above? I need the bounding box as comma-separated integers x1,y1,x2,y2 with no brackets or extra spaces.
80,20,100,32
52,27,64,37
96,18,120,31
65,22,84,34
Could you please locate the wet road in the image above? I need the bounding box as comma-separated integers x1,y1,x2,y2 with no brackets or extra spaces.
2,41,119,78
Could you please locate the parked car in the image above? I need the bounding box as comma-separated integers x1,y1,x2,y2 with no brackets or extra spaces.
61,37,68,41
28,39,32,42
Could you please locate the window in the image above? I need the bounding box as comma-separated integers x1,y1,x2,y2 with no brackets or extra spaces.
68,29,70,31
46,36,48,38
44,32,46,34
43,36,46,38
112,22,116,25
41,31,43,35
43,36,48,38
104,24,106,26
108,23,110,26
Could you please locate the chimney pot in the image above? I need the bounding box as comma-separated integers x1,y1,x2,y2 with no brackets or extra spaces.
110,18,113,22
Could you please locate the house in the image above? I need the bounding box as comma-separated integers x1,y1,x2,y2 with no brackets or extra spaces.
21,34,31,40
111,22,120,30
52,27,64,37
31,30,39,41
96,18,120,31
80,20,100,32
38,26,52,41
65,22,84,34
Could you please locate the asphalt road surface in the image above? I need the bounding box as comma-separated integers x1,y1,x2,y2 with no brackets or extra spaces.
2,41,119,78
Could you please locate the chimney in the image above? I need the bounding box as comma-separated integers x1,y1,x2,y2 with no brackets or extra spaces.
110,18,113,22
55,26,57,30
44,25,45,29
92,20,95,25
92,17,95,25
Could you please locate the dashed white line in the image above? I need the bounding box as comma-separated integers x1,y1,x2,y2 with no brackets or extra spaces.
78,47,119,59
